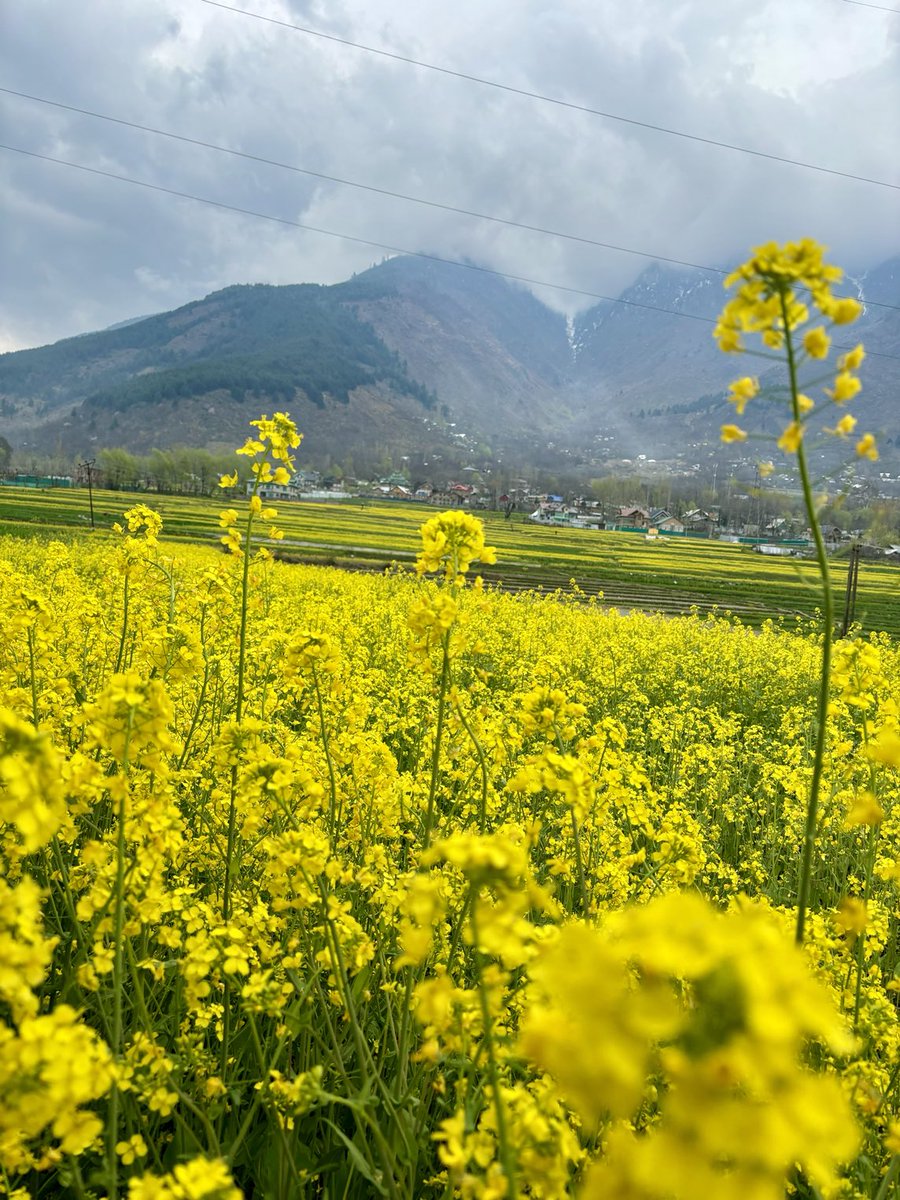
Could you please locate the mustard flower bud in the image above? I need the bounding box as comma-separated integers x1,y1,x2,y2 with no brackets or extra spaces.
855,433,878,461
829,297,863,325
830,372,862,404
838,344,865,371
778,422,803,454
727,376,758,415
803,327,830,359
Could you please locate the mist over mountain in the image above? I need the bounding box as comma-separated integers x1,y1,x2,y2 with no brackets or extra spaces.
1,253,897,474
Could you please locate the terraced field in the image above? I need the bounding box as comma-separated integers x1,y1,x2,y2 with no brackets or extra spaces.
2,485,898,633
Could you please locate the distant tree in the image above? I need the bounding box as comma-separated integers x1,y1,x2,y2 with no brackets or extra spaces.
0,435,12,471
148,449,180,493
98,448,139,490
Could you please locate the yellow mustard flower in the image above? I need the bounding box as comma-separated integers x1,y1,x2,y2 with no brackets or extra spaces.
728,376,759,415
830,371,862,404
831,413,857,437
803,326,831,358
856,432,879,461
416,510,497,582
777,422,803,454
838,343,865,371
829,296,863,324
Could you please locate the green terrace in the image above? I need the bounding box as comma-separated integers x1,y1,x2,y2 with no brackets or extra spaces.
1,486,897,635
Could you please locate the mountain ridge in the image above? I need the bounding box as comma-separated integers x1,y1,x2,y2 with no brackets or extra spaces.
1,253,897,471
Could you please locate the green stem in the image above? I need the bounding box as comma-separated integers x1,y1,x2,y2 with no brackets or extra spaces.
176,609,210,770
107,711,134,1200
781,295,834,946
66,1156,89,1200
423,633,451,850
220,501,256,1089
313,667,339,841
26,626,39,727
470,904,518,1197
876,1061,900,1117
307,935,404,1200
319,900,410,1191
235,504,255,727
228,1009,301,1160
851,704,883,1033
115,572,130,674
852,822,879,1033
874,1155,900,1200
245,1013,307,1194
453,695,490,833
569,806,589,916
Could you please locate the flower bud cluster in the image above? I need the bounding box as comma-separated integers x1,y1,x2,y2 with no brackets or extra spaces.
715,240,877,462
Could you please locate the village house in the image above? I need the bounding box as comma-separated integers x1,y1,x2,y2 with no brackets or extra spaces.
428,482,474,506
527,502,603,529
251,480,301,502
682,508,717,534
649,508,685,533
611,505,650,529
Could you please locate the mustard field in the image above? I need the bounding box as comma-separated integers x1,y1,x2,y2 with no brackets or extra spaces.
2,485,899,634
2,486,899,1198
5,239,897,1198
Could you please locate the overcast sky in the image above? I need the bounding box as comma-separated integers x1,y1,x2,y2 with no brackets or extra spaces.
1,0,898,352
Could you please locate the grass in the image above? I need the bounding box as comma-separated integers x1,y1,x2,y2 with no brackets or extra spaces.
2,484,898,634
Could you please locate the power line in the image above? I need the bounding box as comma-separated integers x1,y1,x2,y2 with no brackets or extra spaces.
0,143,715,321
199,0,900,193
840,0,900,11
0,87,727,278
5,142,899,363
5,87,899,316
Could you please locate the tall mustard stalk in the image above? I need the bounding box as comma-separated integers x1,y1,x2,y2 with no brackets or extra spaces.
422,631,452,851
470,902,518,1196
412,510,497,849
779,292,835,945
714,239,874,944
216,414,302,1085
107,707,133,1200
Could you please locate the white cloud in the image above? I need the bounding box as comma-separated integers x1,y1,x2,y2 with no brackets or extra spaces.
0,0,897,350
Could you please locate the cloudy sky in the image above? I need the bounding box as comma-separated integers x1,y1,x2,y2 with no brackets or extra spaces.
1,0,898,352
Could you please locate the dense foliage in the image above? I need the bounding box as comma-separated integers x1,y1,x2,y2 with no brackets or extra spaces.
1,481,898,1197
0,283,435,413
2,245,899,1199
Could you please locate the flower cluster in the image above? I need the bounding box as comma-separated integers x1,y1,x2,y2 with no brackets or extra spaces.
127,1158,241,1200
522,893,859,1199
716,239,877,463
218,412,301,553
416,510,497,583
0,404,897,1199
219,411,302,489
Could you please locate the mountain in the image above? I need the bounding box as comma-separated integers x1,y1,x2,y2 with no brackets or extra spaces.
571,259,900,452
339,257,572,438
1,253,897,472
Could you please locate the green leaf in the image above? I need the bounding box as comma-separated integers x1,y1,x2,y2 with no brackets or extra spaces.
323,1118,388,1195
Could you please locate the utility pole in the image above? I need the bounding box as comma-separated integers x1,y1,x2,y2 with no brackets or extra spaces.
839,543,861,637
80,459,96,529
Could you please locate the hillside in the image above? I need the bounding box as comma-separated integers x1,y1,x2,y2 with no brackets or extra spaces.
0,253,897,471
571,259,900,454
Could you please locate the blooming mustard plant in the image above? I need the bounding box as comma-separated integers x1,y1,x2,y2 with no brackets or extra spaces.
715,239,874,945
0,405,896,1198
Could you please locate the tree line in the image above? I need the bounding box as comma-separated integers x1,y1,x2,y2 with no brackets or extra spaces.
93,447,243,494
